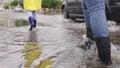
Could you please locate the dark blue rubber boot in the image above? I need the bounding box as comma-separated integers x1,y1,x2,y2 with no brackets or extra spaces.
96,37,112,66
28,17,34,31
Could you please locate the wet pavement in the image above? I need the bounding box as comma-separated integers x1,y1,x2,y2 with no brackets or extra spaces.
0,11,120,68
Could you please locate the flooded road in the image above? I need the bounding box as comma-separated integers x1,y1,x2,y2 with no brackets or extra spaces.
0,11,120,68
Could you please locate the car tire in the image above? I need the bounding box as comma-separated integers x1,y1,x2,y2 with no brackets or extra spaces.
63,6,69,19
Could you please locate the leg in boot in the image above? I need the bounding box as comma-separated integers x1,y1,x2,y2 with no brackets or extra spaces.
82,0,112,66
32,11,37,28
79,0,95,50
96,37,112,66
82,1,95,41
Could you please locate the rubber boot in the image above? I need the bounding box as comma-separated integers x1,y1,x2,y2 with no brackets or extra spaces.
28,17,34,31
96,37,112,66
33,19,36,28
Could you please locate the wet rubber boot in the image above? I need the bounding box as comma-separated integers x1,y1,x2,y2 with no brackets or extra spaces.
96,37,112,66
33,19,36,28
29,17,34,31
29,25,34,31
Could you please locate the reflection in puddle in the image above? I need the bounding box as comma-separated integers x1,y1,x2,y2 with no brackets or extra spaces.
23,45,42,67
0,19,29,29
15,20,29,27
22,31,52,68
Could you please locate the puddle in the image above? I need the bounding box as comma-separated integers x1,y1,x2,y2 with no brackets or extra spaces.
22,31,53,68
0,15,120,68
15,19,29,27
0,19,29,29
22,44,52,68
34,58,52,68
22,45,41,67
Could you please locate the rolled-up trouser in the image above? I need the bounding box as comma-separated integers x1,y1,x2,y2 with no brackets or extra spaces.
82,0,112,65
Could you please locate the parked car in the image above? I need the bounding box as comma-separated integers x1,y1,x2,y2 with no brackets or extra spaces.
62,0,120,22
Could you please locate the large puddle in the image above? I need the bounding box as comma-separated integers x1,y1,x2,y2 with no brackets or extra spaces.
0,19,53,68
0,18,120,68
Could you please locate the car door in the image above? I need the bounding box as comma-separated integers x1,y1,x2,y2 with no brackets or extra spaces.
109,0,120,20
74,0,83,14
67,0,77,14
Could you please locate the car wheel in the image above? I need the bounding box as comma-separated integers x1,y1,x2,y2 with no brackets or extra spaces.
63,6,69,19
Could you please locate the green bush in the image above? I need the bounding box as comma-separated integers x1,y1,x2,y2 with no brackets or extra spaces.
4,3,9,9
42,0,62,9
10,0,18,6
4,0,23,10
4,0,62,10
19,0,23,8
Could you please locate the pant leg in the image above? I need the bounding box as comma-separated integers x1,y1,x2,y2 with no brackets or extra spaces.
27,11,34,25
82,0,91,28
82,0,95,40
32,11,37,20
27,11,33,17
84,0,112,65
84,0,109,38
32,11,37,27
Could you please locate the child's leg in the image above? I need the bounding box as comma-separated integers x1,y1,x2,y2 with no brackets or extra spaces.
27,11,34,26
32,11,37,28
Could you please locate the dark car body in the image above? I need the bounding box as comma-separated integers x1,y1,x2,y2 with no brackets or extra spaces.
62,0,120,22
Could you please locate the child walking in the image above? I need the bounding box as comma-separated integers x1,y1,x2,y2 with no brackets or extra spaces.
23,0,42,31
